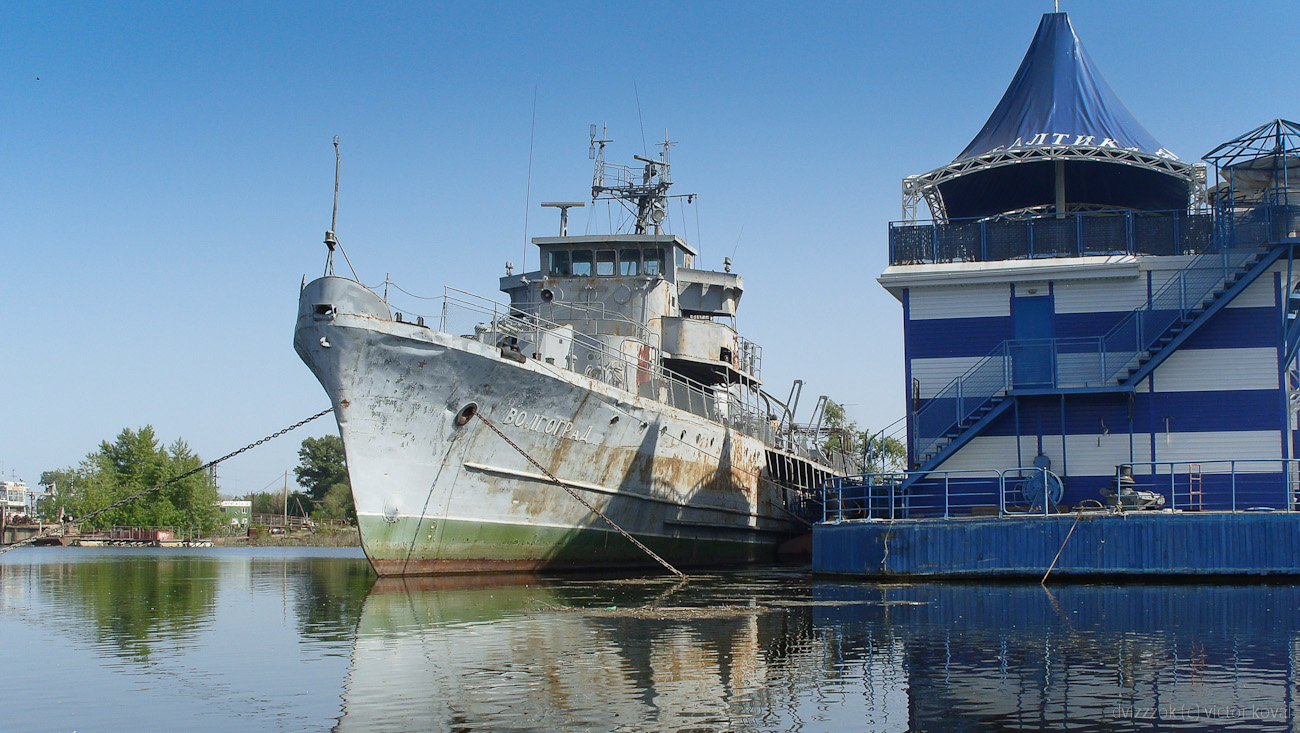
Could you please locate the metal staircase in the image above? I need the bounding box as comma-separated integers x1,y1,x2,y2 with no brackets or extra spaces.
911,230,1281,471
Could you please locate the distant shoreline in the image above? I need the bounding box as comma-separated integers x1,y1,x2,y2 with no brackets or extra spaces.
213,527,360,547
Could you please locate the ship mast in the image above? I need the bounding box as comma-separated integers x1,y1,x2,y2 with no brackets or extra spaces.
590,125,680,235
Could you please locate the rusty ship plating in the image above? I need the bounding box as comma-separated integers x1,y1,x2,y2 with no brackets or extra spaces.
295,131,838,575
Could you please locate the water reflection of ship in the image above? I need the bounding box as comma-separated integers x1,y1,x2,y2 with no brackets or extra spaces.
334,573,893,732
815,583,1300,730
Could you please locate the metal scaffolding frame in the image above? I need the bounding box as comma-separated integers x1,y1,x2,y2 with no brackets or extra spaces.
901,145,1201,222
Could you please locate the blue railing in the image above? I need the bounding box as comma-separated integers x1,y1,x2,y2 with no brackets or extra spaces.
821,460,1300,522
889,209,1212,266
909,203,1294,463
1118,460,1300,513
823,467,1064,522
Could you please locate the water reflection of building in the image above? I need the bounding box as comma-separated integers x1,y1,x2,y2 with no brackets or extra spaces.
815,583,1300,730
333,575,913,732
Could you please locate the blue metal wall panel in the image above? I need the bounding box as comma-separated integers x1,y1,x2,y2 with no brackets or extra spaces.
1182,306,1279,350
1059,474,1112,504
814,513,1300,577
902,297,1277,362
905,315,1012,358
1054,310,1130,339
979,395,1119,437
974,391,1282,436
1136,390,1282,432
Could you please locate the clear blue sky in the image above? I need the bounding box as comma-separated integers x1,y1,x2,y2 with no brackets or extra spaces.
4,1,1298,495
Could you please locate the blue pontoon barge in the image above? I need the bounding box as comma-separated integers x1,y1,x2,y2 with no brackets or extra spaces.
815,12,1300,578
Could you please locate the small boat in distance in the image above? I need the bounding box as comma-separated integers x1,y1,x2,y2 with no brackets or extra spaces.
295,130,840,576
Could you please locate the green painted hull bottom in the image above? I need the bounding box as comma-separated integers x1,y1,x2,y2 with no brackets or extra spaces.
357,515,783,576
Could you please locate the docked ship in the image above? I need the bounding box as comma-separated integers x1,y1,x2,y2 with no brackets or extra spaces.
295,133,838,576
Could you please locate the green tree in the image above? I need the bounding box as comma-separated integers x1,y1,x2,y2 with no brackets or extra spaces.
821,400,907,473
294,434,353,522
243,489,312,518
315,482,355,522
246,491,284,516
862,433,907,473
42,426,222,532
38,467,82,520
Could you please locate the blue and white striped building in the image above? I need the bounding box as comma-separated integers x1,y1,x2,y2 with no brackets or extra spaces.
816,13,1300,577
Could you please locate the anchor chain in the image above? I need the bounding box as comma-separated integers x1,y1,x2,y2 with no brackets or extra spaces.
473,410,686,579
0,408,335,556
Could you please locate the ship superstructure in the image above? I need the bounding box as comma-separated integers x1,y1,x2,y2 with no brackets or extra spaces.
295,133,837,576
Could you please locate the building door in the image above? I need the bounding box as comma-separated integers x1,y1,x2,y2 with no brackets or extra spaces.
1011,293,1055,388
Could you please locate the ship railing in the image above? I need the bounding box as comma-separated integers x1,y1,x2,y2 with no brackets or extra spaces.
435,288,659,355
1117,460,1300,513
821,466,1063,522
737,336,762,381
387,285,818,458
593,159,666,191
511,298,655,344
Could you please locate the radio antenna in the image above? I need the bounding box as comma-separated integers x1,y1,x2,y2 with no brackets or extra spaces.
523,86,538,272
331,135,341,233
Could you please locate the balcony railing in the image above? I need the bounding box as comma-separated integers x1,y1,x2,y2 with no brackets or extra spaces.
822,467,1065,521
1118,460,1300,512
889,209,1212,266
822,460,1300,522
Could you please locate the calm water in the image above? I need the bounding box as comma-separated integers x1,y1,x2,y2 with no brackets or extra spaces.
2,548,1298,732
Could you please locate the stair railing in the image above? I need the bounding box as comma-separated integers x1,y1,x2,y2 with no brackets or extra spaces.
912,342,1010,460
1098,213,1270,383
913,204,1283,465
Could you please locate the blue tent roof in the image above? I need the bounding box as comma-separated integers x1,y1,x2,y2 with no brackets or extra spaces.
956,13,1169,161
916,12,1193,220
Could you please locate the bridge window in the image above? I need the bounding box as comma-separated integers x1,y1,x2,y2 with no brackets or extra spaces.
548,250,571,276
572,250,593,276
644,248,663,276
596,249,616,276
619,249,640,275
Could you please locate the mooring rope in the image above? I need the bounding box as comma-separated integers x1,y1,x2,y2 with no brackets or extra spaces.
0,408,335,556
472,410,686,579
1040,509,1084,585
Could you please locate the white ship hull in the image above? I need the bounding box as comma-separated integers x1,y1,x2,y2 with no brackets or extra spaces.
296,277,819,576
